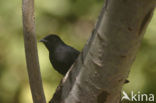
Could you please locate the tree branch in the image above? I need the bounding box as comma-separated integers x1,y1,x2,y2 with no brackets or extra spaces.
50,0,156,103
22,0,46,103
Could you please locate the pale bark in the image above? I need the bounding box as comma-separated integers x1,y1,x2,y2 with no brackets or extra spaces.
50,0,156,103
22,0,46,103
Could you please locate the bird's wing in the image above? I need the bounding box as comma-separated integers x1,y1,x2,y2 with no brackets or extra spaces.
54,45,79,64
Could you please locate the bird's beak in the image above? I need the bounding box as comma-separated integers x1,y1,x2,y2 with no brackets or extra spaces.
39,39,47,43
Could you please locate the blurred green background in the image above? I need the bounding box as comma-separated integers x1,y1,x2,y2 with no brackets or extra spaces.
0,0,156,103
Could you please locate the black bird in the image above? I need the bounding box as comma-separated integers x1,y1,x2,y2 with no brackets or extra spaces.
40,34,80,75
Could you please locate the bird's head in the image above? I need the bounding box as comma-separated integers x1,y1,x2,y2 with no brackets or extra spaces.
40,34,64,51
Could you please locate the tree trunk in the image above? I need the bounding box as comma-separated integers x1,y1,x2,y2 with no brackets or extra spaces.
50,0,156,103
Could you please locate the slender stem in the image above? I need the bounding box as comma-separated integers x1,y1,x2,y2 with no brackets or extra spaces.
22,0,46,103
